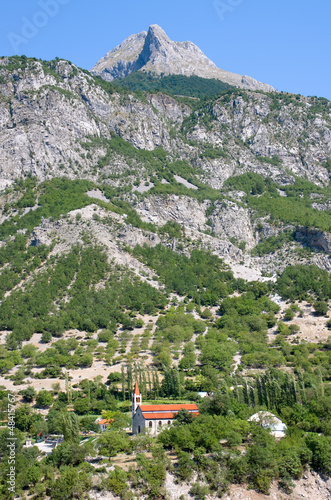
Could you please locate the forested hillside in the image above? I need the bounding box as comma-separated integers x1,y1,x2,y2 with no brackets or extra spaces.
112,72,233,98
0,55,330,500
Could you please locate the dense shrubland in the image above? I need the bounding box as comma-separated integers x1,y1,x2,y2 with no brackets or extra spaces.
277,265,331,301
224,173,331,232
132,245,235,303
113,72,232,99
0,245,165,352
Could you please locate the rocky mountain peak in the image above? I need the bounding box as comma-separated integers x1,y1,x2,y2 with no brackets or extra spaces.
139,24,169,65
91,25,274,91
147,24,170,41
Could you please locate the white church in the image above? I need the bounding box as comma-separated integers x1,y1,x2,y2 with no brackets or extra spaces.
131,382,199,435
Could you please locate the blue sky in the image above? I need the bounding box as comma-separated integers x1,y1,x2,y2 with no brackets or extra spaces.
1,0,330,99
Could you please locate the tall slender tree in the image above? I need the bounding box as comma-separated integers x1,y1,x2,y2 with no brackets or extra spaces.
243,381,250,406
121,364,126,401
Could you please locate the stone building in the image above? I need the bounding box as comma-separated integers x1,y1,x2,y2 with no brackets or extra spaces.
131,382,199,435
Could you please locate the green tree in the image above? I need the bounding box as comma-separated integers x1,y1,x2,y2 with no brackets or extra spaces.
73,398,89,415
136,445,168,498
35,390,53,408
48,442,92,467
41,331,52,343
49,466,92,500
107,466,128,496
15,404,41,432
173,409,195,425
306,434,331,475
59,411,80,444
26,465,42,487
97,431,131,461
189,483,210,500
20,386,36,403
101,411,131,431
313,301,328,316
284,308,295,321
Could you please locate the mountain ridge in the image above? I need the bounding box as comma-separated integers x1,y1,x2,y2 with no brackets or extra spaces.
0,56,330,188
91,24,275,92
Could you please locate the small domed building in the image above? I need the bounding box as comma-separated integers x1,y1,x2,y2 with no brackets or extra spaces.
248,411,287,439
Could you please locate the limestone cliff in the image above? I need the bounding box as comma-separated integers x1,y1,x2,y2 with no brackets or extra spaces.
91,25,274,91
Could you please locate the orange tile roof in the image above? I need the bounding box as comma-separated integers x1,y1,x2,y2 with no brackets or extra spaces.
99,419,112,425
142,412,176,420
142,412,200,420
133,382,140,395
140,404,198,412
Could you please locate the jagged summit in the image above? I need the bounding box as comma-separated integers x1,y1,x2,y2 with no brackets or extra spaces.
91,24,274,91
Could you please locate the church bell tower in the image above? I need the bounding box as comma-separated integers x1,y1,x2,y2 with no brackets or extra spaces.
132,382,141,418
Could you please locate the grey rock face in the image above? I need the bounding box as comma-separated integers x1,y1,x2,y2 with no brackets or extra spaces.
0,58,330,189
210,200,257,250
194,92,331,186
136,195,208,230
92,31,147,81
0,59,190,183
91,24,274,91
295,227,331,254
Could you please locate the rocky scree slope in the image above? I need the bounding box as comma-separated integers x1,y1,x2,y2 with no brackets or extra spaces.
91,24,274,91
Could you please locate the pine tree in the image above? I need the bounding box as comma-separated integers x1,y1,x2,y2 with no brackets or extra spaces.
318,367,324,398
133,362,138,388
174,366,180,398
65,371,72,405
222,380,230,408
126,363,133,395
152,368,159,399
243,381,249,406
282,373,297,406
269,378,282,411
256,376,264,406
297,371,307,405
261,375,269,408
290,376,297,405
249,385,256,408
137,363,142,394
141,364,147,397
147,368,152,397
